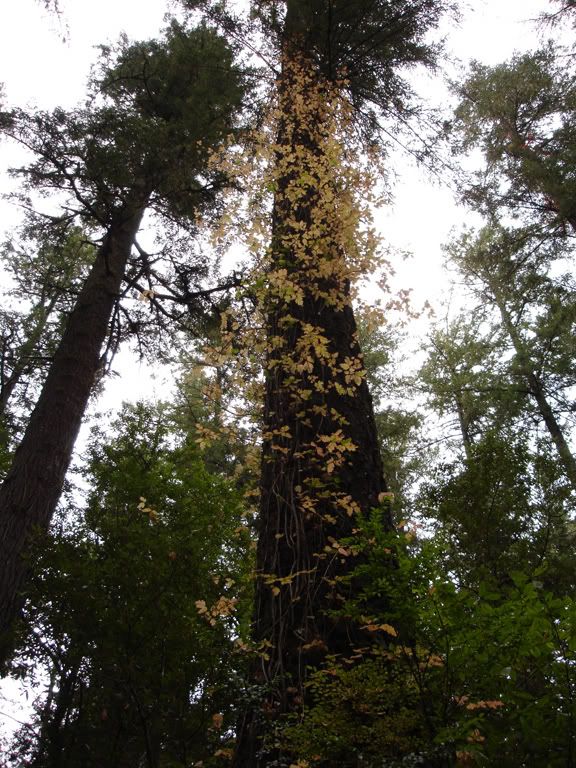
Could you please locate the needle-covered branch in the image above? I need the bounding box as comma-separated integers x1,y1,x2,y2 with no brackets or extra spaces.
0,20,248,663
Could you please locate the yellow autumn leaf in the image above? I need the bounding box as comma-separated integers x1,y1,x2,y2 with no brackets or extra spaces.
211,713,224,730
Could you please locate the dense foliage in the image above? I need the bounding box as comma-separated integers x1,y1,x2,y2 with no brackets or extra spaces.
1,2,575,767
5,402,250,767
0,18,248,662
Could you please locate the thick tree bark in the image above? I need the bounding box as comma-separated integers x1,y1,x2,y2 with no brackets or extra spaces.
0,200,145,663
233,36,389,767
526,368,576,487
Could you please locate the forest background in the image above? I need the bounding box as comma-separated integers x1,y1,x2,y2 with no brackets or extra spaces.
0,0,575,766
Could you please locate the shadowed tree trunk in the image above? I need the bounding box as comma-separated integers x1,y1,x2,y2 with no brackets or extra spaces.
0,197,146,663
0,295,58,418
493,289,576,489
0,20,247,663
230,0,452,759
233,28,389,767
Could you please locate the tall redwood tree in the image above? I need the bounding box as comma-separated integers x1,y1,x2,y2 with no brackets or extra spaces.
232,1,448,764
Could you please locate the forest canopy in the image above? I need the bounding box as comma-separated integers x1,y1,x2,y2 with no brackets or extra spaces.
0,2,575,767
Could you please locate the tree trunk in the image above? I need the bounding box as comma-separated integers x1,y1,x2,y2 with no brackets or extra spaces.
233,38,389,767
31,661,81,768
495,292,576,489
0,200,145,664
0,293,59,419
455,391,474,461
525,367,576,487
506,126,576,232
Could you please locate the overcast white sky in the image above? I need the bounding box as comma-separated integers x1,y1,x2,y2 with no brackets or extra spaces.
0,2,554,269
0,1,560,405
0,0,560,461
0,0,550,104
0,0,554,309
0,0,563,741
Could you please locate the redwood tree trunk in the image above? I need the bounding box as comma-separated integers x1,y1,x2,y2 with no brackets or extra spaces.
0,200,145,662
233,36,389,767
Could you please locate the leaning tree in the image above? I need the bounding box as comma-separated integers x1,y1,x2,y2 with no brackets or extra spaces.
195,1,451,764
0,220,94,433
453,45,576,233
0,21,246,661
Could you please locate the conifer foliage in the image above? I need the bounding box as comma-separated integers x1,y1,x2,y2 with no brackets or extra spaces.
2,3,576,767
0,21,246,662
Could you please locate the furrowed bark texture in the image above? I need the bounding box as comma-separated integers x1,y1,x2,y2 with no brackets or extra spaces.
0,200,145,661
234,36,390,768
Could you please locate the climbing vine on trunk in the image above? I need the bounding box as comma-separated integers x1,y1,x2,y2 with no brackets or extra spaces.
233,49,390,768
